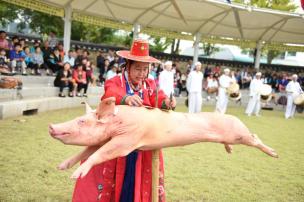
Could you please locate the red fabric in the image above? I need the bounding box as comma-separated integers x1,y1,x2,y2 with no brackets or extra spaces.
301,0,304,10
72,74,167,202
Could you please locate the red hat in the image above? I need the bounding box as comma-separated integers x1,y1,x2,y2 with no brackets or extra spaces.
116,39,160,63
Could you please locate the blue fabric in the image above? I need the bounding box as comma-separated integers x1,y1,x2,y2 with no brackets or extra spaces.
120,72,141,202
120,151,138,202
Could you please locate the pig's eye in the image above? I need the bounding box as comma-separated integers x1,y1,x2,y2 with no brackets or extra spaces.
78,120,85,125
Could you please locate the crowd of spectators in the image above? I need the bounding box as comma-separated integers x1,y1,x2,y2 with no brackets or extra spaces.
1,30,304,98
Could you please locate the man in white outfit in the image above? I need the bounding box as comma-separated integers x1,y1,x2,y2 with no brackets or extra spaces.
245,72,263,116
215,68,235,114
159,61,174,97
285,74,303,119
187,62,203,113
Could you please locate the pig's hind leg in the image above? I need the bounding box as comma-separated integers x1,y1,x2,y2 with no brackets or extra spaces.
71,135,138,179
58,146,99,170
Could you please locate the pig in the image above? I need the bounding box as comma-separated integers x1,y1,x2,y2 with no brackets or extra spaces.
49,97,278,179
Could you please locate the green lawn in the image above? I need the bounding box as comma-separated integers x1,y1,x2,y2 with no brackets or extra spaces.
0,105,303,202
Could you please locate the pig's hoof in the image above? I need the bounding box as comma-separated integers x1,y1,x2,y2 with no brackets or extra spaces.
71,163,92,179
224,144,233,154
57,161,71,170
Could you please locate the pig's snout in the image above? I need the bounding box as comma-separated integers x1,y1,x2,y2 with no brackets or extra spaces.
49,124,56,136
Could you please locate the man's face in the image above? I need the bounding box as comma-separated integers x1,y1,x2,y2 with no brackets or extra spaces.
129,61,149,84
15,45,21,52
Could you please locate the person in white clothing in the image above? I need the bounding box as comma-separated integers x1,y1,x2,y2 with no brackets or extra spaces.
215,68,235,114
206,74,218,101
159,61,174,97
245,72,263,116
186,62,203,113
285,74,303,119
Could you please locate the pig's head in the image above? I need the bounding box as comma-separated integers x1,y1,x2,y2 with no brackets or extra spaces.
49,97,118,146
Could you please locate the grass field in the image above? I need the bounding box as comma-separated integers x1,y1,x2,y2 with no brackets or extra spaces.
0,105,303,202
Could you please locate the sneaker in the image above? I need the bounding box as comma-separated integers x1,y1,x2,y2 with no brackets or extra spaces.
83,94,88,97
68,93,74,97
76,93,82,97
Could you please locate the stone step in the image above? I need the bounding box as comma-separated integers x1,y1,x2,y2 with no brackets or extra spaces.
0,86,104,102
0,95,101,119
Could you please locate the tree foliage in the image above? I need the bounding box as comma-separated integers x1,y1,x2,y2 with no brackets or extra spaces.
149,37,172,52
200,43,219,57
234,0,297,64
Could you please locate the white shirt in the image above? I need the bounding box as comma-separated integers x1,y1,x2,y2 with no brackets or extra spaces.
249,78,263,96
286,80,303,96
159,69,174,97
219,75,234,88
63,55,75,67
187,70,203,93
207,78,218,88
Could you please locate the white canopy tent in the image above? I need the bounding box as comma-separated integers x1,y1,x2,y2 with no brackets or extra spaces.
4,0,304,68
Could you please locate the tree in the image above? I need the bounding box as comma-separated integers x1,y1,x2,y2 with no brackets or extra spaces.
200,43,219,57
149,37,172,52
0,2,20,27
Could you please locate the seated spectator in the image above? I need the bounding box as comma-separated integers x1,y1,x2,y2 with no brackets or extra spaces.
57,43,65,59
106,63,118,80
48,48,63,74
73,64,87,97
63,50,75,67
30,40,41,53
10,43,26,75
96,50,105,85
41,41,52,75
23,46,34,73
54,62,74,97
31,46,44,75
74,47,83,66
0,31,9,51
9,36,19,51
19,38,26,50
0,48,10,74
84,60,96,86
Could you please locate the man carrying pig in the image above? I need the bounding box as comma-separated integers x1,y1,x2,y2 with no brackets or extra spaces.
72,39,176,202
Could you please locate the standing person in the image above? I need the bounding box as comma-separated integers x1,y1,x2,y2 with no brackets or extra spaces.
186,62,204,113
215,68,235,114
47,31,58,50
245,72,263,116
159,61,174,97
72,39,175,202
285,74,303,119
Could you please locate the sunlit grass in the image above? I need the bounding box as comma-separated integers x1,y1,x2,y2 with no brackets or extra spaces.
0,105,303,201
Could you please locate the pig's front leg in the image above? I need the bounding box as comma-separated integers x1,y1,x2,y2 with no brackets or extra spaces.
71,135,139,179
58,146,99,170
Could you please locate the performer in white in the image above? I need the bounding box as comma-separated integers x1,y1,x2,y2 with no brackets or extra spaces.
245,72,263,116
187,62,203,113
158,61,174,97
215,68,235,114
206,74,219,101
285,74,303,119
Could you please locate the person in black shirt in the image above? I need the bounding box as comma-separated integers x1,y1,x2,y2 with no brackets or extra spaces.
54,62,74,97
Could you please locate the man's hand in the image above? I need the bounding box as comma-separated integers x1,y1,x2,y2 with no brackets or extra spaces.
125,95,143,106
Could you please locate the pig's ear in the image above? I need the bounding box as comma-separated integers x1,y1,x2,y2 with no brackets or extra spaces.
81,102,93,114
96,97,116,119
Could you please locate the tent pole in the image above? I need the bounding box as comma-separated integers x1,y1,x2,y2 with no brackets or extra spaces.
254,41,262,69
133,23,141,40
192,32,201,70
